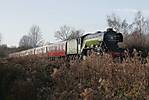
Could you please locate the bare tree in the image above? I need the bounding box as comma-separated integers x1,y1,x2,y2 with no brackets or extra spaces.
125,11,149,48
107,11,149,35
0,33,2,45
107,13,129,34
44,41,52,45
130,11,149,34
29,25,43,47
68,30,83,40
107,11,149,49
19,35,32,48
54,25,83,41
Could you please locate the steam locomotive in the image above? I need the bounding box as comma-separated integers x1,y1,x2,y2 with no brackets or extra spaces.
9,28,124,60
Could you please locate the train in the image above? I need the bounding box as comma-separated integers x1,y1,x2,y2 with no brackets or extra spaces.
9,28,124,60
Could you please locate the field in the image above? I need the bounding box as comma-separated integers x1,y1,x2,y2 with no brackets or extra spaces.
0,54,149,100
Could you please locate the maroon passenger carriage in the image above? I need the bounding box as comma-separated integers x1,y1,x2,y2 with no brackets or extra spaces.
47,41,66,60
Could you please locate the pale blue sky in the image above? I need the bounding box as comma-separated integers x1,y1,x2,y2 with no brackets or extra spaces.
0,0,149,46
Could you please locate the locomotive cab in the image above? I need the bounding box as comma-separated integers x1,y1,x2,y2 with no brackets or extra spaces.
80,28,124,61
80,31,104,57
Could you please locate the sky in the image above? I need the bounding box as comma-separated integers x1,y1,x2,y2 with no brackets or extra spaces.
0,0,149,47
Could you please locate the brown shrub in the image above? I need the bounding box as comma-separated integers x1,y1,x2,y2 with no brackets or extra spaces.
0,54,149,100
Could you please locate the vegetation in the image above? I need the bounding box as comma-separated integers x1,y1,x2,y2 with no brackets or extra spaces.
54,25,83,41
19,25,43,49
107,11,149,50
1,11,149,100
0,54,149,100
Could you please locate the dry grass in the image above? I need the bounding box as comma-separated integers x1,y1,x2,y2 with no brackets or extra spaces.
0,54,149,100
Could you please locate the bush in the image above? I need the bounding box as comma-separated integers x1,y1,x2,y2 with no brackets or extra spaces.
0,54,149,100
0,57,55,100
